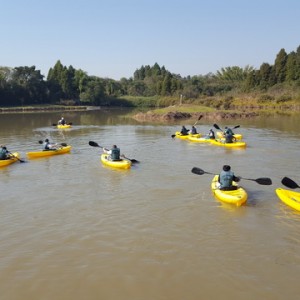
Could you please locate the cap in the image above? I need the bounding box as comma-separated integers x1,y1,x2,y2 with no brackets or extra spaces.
223,165,231,171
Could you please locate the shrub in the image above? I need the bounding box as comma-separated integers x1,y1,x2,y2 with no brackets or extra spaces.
276,94,292,103
258,94,274,103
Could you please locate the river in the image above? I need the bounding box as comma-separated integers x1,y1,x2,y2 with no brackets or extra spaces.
0,109,300,300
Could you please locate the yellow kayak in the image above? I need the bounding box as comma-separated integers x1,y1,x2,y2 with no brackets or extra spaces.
276,188,300,211
216,132,243,140
27,145,72,158
0,152,20,168
211,175,247,206
188,136,213,143
101,153,131,169
57,124,71,129
174,131,201,139
210,139,246,148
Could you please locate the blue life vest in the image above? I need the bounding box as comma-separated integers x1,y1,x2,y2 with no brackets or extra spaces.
219,170,234,188
0,148,8,159
111,148,120,160
225,133,234,143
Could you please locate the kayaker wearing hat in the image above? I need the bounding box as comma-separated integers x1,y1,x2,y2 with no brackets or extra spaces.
218,165,240,190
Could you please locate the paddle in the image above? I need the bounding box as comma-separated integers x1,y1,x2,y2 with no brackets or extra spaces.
89,141,140,163
52,122,73,126
193,115,203,126
120,155,140,164
88,141,104,148
213,124,240,131
8,152,25,163
281,177,300,189
38,141,68,147
191,167,272,185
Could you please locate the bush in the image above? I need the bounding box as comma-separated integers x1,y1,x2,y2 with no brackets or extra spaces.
258,94,274,103
276,94,292,103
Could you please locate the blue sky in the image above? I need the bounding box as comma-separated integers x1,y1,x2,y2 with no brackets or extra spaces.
1,0,299,80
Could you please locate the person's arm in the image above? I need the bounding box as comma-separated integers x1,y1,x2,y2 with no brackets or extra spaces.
103,148,111,154
233,175,240,182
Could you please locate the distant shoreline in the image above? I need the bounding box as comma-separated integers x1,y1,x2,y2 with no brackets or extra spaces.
0,105,101,113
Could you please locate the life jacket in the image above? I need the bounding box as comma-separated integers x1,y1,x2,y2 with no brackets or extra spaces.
44,142,50,150
0,148,8,159
225,133,234,143
181,127,189,135
219,170,234,188
111,148,120,160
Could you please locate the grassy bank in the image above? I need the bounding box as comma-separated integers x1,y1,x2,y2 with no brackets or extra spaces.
0,105,90,113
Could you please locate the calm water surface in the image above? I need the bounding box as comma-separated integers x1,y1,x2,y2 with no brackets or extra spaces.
0,110,300,300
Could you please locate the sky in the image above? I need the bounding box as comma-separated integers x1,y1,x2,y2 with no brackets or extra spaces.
1,0,299,80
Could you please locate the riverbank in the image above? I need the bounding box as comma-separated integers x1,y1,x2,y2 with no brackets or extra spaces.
133,110,259,122
0,105,101,113
131,100,300,122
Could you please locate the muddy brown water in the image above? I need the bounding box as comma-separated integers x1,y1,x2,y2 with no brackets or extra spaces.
0,110,300,300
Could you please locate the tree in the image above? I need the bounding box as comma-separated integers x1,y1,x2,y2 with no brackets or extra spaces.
11,66,47,104
258,63,273,90
286,51,298,82
274,48,287,83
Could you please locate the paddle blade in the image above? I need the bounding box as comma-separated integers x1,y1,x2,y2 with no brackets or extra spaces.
60,143,68,147
130,159,140,164
233,125,240,129
191,167,205,175
171,135,176,138
121,154,139,163
52,123,57,126
198,115,203,121
89,141,101,148
213,124,221,131
281,177,300,189
38,140,43,144
255,177,272,185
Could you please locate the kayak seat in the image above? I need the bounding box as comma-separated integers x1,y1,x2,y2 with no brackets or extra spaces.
220,186,238,191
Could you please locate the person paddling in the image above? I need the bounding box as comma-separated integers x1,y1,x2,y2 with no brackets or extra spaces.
103,145,121,161
190,126,197,134
180,126,189,135
0,145,10,160
58,117,66,125
217,165,240,190
43,139,58,150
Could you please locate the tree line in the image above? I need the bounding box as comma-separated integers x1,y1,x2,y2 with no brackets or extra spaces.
1,45,299,107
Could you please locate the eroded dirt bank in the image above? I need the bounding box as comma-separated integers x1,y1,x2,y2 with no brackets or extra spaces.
133,111,259,122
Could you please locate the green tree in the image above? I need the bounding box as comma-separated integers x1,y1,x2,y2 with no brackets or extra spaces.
11,66,47,104
286,51,297,82
274,48,287,83
258,63,273,90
